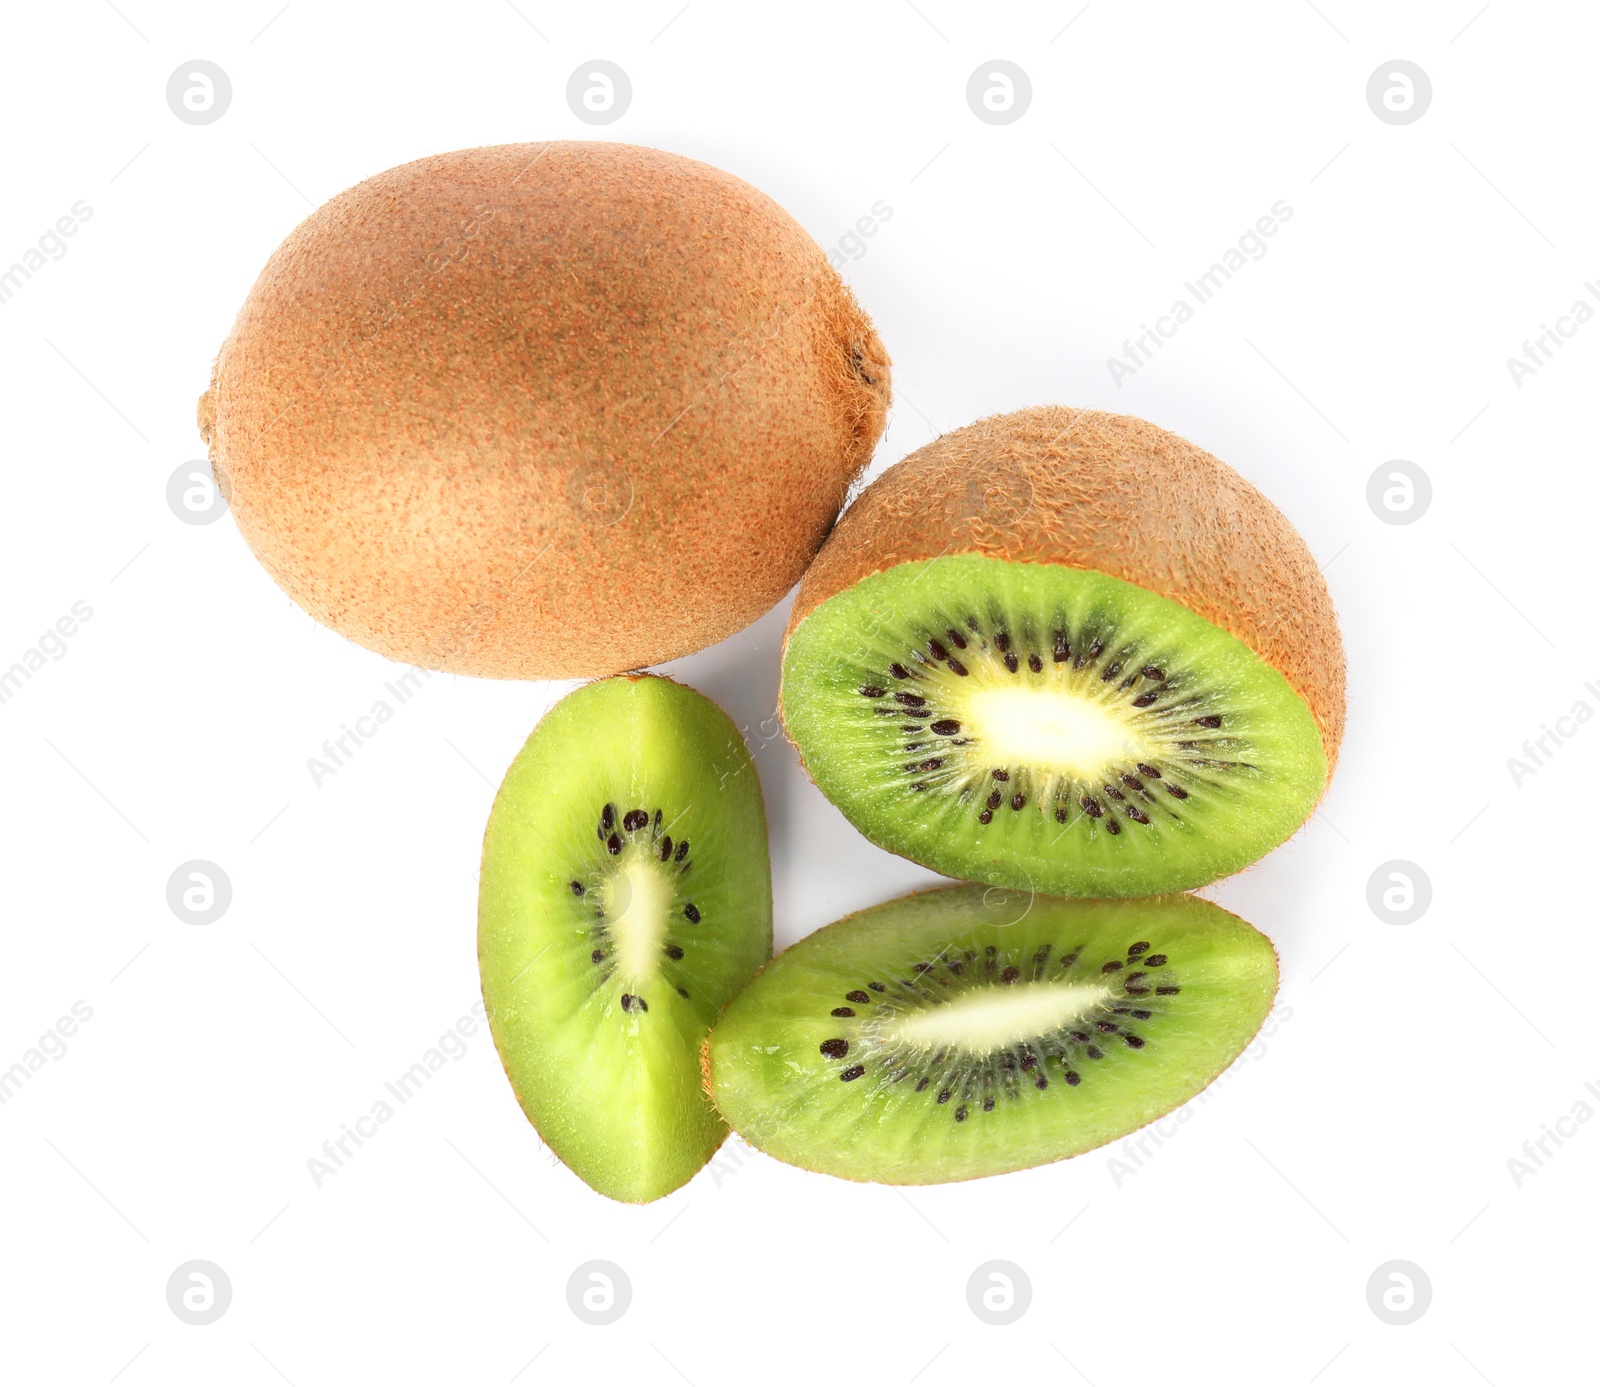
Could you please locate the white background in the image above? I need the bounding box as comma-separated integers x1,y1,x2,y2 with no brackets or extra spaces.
1,1,1593,1382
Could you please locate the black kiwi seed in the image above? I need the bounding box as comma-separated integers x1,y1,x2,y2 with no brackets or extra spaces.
677,986,690,998
840,1065,865,1081
820,1038,849,1058
1104,785,1125,801
1166,783,1190,799
1121,774,1144,792
1101,960,1122,973
1094,1020,1117,1033
1124,1033,1145,1048
620,993,647,1013
675,839,690,861
895,691,927,708
1145,954,1167,967
1141,666,1165,680
601,803,615,830
890,662,911,679
622,809,647,832
930,719,961,736
1085,1045,1104,1059
684,903,701,923
1130,1009,1152,1020
1100,661,1122,681
1010,793,1026,811
936,1089,951,1104
1001,965,1020,983
947,627,968,649
570,881,585,896
859,685,885,698
946,658,969,677
832,1006,855,1017
591,949,604,963
1195,714,1223,728
1127,942,1150,955
665,944,684,960
1019,1052,1037,1070
1138,763,1162,779
928,639,949,661
1065,1071,1081,1086
1053,632,1069,661
846,990,871,1003
1055,806,1068,823
991,768,1010,782
1132,691,1159,707
983,1096,996,1111
955,1105,968,1121
867,982,886,992
659,835,673,861
1156,985,1180,995
1069,1030,1089,1043
606,833,622,854
1127,806,1151,824
1003,653,1019,673
1106,820,1122,835
978,809,994,825
653,809,662,830
1028,653,1043,673
986,790,1002,810
994,632,1011,652
1081,797,1103,818
915,1077,931,1092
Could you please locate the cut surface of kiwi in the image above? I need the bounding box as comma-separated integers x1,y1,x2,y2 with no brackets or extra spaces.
783,555,1326,896
706,885,1277,1185
479,675,771,1203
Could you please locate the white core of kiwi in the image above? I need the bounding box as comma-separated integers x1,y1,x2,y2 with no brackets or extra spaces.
883,980,1115,1055
604,855,674,982
965,683,1153,779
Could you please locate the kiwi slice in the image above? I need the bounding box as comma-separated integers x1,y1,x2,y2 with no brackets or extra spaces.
781,407,1345,897
479,675,771,1203
705,886,1277,1185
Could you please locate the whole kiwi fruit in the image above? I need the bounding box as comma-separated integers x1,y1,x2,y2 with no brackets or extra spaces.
199,142,890,678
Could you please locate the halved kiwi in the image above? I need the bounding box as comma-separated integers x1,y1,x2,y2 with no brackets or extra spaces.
781,407,1345,896
479,675,771,1203
705,885,1277,1185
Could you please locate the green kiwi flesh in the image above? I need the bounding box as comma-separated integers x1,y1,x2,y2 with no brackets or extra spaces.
479,675,772,1203
706,885,1277,1185
781,555,1328,896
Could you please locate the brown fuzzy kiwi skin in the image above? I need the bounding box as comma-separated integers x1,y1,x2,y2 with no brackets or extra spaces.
783,406,1346,773
200,141,890,679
